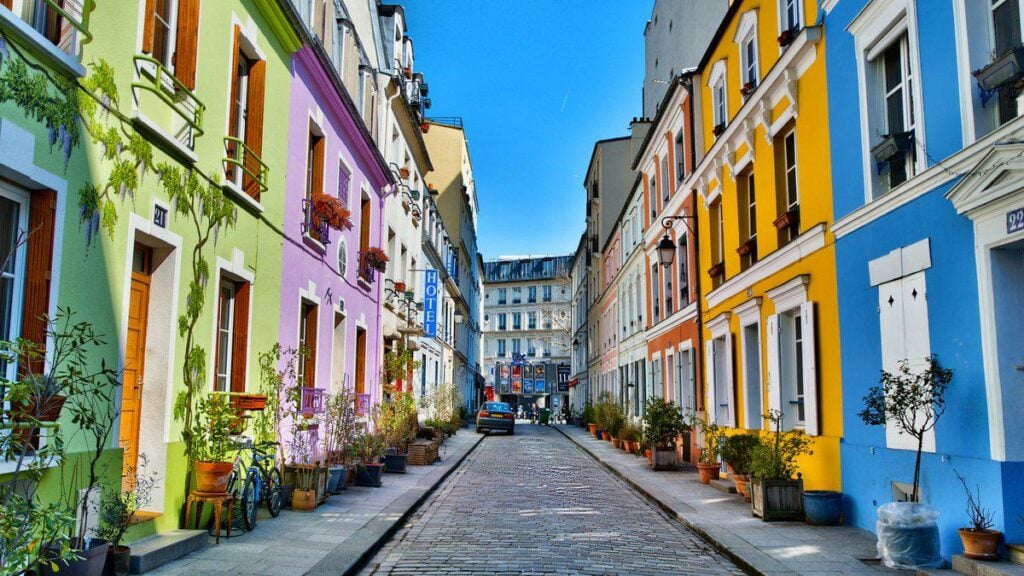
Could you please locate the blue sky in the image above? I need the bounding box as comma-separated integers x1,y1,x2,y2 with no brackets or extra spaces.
405,1,652,259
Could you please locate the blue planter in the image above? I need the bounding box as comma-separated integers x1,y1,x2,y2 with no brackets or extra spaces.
803,490,843,526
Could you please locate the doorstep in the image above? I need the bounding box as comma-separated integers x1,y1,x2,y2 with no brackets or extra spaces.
949,555,1024,576
129,529,208,574
556,424,913,576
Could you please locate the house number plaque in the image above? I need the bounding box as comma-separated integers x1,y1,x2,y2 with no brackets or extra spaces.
1009,207,1024,235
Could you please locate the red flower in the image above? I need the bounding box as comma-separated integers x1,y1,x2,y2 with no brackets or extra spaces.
311,193,353,231
362,247,389,273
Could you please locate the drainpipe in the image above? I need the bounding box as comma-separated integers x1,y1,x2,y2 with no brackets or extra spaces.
685,75,705,423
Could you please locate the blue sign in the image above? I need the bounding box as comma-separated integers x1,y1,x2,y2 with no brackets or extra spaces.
423,269,438,337
524,379,534,394
1008,207,1024,235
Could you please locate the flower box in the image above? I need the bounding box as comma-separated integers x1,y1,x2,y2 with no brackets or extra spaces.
871,131,915,166
399,167,410,180
707,261,725,278
973,46,1024,92
773,208,800,231
740,81,757,98
712,122,727,137
778,28,798,48
751,476,804,521
233,393,268,411
736,238,757,257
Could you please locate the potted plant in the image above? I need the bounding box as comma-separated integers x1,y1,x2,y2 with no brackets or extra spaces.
583,405,597,437
720,433,760,497
692,414,723,483
361,247,390,274
740,80,757,97
644,398,689,471
773,208,800,231
191,394,238,493
803,490,843,526
712,122,726,136
608,410,625,449
354,430,386,487
287,421,320,511
749,409,812,521
375,392,417,473
310,192,353,231
955,470,1001,560
707,261,725,279
859,355,951,569
778,27,798,47
99,457,158,576
620,423,641,454
393,281,407,293
323,387,360,494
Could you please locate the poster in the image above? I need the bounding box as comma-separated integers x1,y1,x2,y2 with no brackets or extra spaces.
511,365,522,394
557,364,571,392
499,364,511,395
524,379,535,394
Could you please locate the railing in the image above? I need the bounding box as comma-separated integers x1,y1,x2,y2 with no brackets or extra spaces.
355,393,371,416
357,252,378,284
301,198,331,245
223,136,268,195
43,0,94,49
425,116,463,129
299,387,325,416
132,55,205,137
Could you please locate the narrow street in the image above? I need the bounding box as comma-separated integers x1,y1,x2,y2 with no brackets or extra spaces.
360,425,745,575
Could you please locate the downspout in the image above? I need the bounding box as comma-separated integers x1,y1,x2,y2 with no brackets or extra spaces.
686,76,706,422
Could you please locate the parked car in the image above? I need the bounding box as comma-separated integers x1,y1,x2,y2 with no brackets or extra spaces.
476,402,515,435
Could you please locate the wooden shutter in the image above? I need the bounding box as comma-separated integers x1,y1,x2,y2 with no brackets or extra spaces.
141,0,156,53
243,59,266,200
226,26,241,183
230,282,250,393
766,314,781,421
0,0,13,10
799,302,819,436
303,304,318,388
723,330,736,428
311,135,324,196
174,0,200,90
704,340,716,424
21,190,57,375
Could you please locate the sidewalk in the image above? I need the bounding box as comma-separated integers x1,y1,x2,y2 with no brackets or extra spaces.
148,431,481,576
556,425,913,576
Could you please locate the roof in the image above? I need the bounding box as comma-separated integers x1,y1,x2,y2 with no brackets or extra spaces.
482,255,574,284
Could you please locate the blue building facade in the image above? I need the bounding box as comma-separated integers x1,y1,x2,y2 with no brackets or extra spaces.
825,0,1024,558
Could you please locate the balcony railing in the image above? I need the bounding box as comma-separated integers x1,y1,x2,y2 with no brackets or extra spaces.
132,55,205,137
43,0,93,50
223,136,268,195
355,393,371,416
299,387,325,416
301,198,330,246
358,252,378,284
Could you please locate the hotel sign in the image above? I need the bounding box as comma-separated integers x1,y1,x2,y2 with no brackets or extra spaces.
423,269,439,337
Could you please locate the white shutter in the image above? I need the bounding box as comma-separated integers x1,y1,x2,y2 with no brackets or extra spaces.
800,302,819,436
724,330,736,427
878,278,915,450
766,314,782,421
705,340,717,424
901,272,934,453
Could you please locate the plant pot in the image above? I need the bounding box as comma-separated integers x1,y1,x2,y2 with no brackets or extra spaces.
875,502,942,569
103,545,130,576
645,449,653,465
41,538,110,576
734,475,751,500
326,466,346,494
346,467,357,486
383,452,408,474
959,528,1002,560
751,477,804,521
803,490,843,526
588,423,597,437
394,282,407,292
611,437,621,449
653,447,678,471
194,461,233,493
292,488,316,511
697,462,720,484
8,395,68,450
356,463,384,487
281,483,293,506
707,261,725,278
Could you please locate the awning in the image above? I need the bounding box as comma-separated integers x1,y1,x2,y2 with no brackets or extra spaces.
568,379,578,388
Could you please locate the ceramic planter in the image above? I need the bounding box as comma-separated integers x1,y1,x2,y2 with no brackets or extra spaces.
697,463,720,484
645,449,653,466
803,491,843,526
292,488,316,511
356,463,384,487
326,466,346,494
959,529,1002,560
751,477,804,522
194,461,233,493
384,452,408,474
587,423,598,437
104,545,130,576
41,538,109,576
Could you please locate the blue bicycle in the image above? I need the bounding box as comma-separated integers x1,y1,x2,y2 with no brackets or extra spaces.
227,439,283,531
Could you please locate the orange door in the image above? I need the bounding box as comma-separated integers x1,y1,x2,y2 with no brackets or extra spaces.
121,245,151,488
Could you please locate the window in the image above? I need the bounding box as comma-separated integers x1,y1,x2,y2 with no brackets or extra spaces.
527,339,536,357
991,0,1022,124
214,279,250,392
664,264,673,316
497,313,507,331
710,200,725,287
0,189,29,382
543,343,551,357
709,61,728,134
358,191,371,279
678,235,690,306
675,133,686,182
338,159,352,207
226,27,266,200
512,338,521,355
713,80,727,130
661,156,670,203
305,126,326,243
528,286,537,303
739,171,758,270
298,301,318,387
879,36,916,191
767,301,818,434
651,264,660,323
736,11,760,91
497,288,507,305
542,285,552,302
336,238,348,278
780,0,801,34
775,130,799,246
741,322,762,430
543,312,553,330
512,313,522,330
143,0,201,89
497,339,506,358
512,287,521,304
528,311,537,330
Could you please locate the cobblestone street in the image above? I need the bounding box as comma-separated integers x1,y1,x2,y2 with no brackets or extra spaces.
360,424,745,575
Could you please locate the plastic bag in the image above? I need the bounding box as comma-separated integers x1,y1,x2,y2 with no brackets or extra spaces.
875,502,943,569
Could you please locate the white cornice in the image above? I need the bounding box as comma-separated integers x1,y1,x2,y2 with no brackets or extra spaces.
707,312,732,337
733,297,762,327
705,223,826,310
645,302,698,340
764,274,809,313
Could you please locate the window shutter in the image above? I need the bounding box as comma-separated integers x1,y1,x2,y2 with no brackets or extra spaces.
243,59,266,200
0,0,12,9
141,0,156,53
21,190,56,375
766,314,781,419
303,304,318,388
704,340,716,424
226,26,241,183
174,0,201,90
723,330,736,428
800,302,819,436
230,282,250,393
312,135,325,196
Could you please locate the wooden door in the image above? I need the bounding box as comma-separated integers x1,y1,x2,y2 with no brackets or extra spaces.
354,328,366,395
121,245,151,488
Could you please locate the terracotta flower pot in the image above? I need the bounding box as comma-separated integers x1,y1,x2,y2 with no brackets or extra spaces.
292,488,316,511
733,474,750,498
194,461,233,493
959,528,1001,560
697,462,721,484
645,449,653,465
587,423,597,437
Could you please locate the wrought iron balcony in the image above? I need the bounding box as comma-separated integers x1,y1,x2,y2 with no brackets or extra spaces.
301,197,331,246
358,251,379,284
355,393,371,416
132,55,205,137
299,387,325,416
223,136,268,195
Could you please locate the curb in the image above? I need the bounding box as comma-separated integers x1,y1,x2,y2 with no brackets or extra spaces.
305,432,485,576
553,425,772,576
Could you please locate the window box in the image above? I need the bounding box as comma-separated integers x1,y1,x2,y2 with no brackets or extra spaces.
403,66,412,79
773,208,800,231
713,122,727,137
740,81,757,98
399,167,410,180
870,131,915,166
302,198,332,246
973,46,1024,93
736,238,757,257
707,261,725,278
777,28,798,48
233,393,268,412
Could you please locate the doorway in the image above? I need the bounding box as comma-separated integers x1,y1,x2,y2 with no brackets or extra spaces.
120,244,151,489
990,238,1024,458
332,311,348,392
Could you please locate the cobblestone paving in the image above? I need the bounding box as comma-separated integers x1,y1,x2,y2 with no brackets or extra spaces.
361,424,746,575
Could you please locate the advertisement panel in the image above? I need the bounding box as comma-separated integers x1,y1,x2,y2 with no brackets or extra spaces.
511,365,522,394
557,364,570,392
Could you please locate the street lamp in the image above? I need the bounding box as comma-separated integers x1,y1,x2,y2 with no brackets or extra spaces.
454,308,464,324
657,214,697,267
572,338,579,351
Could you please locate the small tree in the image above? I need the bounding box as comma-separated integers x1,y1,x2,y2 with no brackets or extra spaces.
859,355,951,503
643,398,689,449
749,410,813,480
98,455,158,551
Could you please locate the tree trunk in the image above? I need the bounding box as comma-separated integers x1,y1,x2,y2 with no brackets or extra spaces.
912,434,924,503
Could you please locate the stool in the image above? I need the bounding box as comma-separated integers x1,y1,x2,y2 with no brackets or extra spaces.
184,490,235,544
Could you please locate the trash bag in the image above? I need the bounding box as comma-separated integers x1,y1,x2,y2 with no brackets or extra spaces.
875,502,943,569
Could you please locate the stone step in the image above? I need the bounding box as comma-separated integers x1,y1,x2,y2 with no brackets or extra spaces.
128,529,207,574
950,555,1024,576
917,569,958,576
709,478,737,494
1009,544,1023,566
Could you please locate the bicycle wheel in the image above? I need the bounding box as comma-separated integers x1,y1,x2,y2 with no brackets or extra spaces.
241,474,258,531
266,467,283,517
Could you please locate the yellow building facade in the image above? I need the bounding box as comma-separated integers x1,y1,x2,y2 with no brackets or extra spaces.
693,0,841,490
